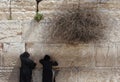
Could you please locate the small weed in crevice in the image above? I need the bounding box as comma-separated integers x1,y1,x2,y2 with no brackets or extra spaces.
34,12,43,22
34,0,43,22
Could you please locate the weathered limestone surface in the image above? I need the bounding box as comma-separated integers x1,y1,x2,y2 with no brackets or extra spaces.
1,67,120,82
21,21,51,42
0,21,22,42
0,68,19,82
0,0,120,82
3,43,25,67
95,43,117,67
32,67,120,82
25,43,95,68
1,0,120,20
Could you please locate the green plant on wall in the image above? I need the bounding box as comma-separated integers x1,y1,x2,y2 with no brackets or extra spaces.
34,0,43,22
34,12,43,22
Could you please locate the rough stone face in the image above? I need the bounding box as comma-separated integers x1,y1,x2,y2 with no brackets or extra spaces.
25,43,95,68
80,68,116,82
95,43,117,67
28,68,120,82
56,68,77,82
0,0,120,82
22,21,44,42
0,21,22,42
3,43,25,67
22,21,52,43
0,69,19,82
1,67,120,82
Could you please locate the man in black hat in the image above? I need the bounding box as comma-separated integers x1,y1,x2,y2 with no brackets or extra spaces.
20,52,36,82
39,55,58,82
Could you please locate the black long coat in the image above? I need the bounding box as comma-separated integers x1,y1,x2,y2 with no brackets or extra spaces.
20,52,36,82
40,58,58,82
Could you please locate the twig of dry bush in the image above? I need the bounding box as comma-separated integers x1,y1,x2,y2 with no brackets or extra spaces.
49,5,106,44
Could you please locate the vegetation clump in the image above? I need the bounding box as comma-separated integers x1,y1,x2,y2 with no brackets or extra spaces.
34,12,43,22
50,5,106,43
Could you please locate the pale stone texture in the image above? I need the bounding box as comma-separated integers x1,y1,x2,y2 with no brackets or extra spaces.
25,43,95,68
33,68,120,82
0,12,9,20
0,68,120,82
56,68,77,82
0,69,19,82
1,0,120,20
22,20,53,43
80,68,116,82
95,43,117,67
3,43,25,67
0,1,9,12
0,21,22,42
0,0,120,82
103,10,120,43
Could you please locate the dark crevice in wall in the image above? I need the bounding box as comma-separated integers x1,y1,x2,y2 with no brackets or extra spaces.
9,0,12,20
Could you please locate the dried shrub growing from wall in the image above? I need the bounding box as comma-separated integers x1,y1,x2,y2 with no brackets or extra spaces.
50,5,106,43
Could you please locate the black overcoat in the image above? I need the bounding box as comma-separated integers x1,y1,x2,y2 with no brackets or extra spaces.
39,57,58,82
20,52,36,82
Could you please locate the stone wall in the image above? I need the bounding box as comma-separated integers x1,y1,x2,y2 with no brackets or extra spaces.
0,0,120,82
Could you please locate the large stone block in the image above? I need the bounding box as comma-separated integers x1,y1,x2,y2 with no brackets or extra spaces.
114,67,120,81
11,10,56,20
3,43,25,67
25,43,95,68
0,1,9,12
31,68,120,82
56,68,77,82
11,12,35,20
0,69,19,82
108,0,120,3
22,20,52,43
10,0,63,12
101,10,120,43
95,43,117,67
11,1,35,12
38,1,63,10
80,68,116,82
97,10,120,43
0,12,9,20
0,21,22,42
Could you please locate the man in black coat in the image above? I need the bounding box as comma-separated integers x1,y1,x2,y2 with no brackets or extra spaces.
20,52,36,82
39,55,58,82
